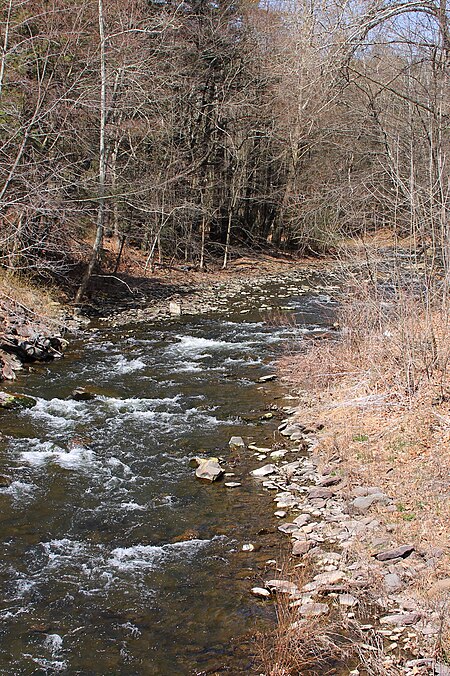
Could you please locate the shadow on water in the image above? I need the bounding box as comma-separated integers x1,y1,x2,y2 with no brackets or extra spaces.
0,270,339,674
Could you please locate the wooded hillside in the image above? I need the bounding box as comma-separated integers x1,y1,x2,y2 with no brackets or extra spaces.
0,0,448,297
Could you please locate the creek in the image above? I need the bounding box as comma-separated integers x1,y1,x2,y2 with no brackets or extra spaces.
0,269,338,675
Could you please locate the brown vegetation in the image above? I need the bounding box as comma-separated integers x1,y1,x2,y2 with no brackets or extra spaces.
274,239,450,672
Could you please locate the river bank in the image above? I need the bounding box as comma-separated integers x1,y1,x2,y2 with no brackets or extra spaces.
253,302,450,674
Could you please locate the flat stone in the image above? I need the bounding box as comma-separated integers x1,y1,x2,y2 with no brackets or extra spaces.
251,587,271,598
280,424,304,437
380,613,420,626
352,493,389,511
224,482,241,488
280,460,301,473
265,579,298,595
250,465,277,477
309,487,334,499
339,594,358,607
276,495,298,508
242,543,254,552
310,498,327,508
293,514,310,528
292,540,312,556
289,431,304,441
274,510,287,518
258,374,277,383
251,464,277,477
270,450,288,461
298,602,329,617
313,571,344,585
319,476,341,487
169,301,181,315
278,523,299,534
374,545,415,561
263,481,280,490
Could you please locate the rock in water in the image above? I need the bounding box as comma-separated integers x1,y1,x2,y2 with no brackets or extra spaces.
71,387,97,401
251,464,277,477
0,392,36,410
229,436,245,449
258,374,277,383
194,458,224,482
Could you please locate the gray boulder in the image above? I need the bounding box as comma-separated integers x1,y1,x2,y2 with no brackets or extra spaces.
194,458,224,482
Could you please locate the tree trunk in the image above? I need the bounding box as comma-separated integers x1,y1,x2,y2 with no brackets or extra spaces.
75,0,107,303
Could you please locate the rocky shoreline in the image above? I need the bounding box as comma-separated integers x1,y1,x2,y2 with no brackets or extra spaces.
0,298,70,385
88,259,327,327
240,409,449,675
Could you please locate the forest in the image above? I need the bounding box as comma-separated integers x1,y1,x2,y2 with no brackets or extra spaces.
0,0,448,299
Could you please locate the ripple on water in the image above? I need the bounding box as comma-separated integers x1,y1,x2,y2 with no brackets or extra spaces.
16,439,96,470
23,398,88,429
108,538,212,572
167,335,255,357
111,355,147,374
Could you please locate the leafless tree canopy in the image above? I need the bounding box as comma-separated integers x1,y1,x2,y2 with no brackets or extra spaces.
0,0,448,293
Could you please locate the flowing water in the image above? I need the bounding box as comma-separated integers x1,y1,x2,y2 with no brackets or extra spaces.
0,270,338,675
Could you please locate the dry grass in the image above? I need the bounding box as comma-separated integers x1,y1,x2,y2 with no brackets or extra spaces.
275,271,450,671
0,270,64,333
256,562,401,676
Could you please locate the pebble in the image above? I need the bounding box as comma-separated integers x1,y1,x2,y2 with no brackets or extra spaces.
292,540,312,556
251,587,271,598
298,602,329,617
374,545,415,561
380,613,421,626
338,594,358,607
251,464,277,477
265,579,299,595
